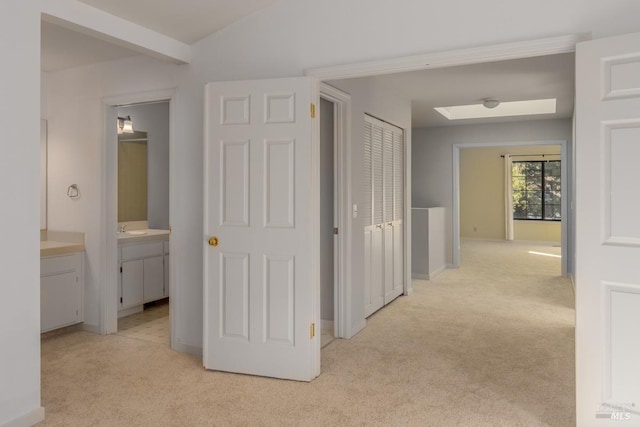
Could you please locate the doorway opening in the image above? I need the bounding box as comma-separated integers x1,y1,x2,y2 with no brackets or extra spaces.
319,97,337,348
454,141,568,276
115,101,171,346
102,89,176,349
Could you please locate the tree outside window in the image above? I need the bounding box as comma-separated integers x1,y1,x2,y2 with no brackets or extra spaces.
512,160,561,220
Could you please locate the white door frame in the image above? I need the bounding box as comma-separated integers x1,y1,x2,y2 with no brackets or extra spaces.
452,140,569,275
101,89,177,349
306,34,584,335
319,83,351,339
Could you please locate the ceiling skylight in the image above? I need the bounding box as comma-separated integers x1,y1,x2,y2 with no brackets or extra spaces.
434,98,557,120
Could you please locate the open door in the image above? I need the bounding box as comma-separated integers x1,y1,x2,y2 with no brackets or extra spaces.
203,77,320,381
575,32,640,424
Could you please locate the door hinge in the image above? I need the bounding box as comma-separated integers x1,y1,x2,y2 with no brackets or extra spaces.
120,267,123,273
334,227,339,235
310,103,316,118
120,297,123,304
310,323,315,339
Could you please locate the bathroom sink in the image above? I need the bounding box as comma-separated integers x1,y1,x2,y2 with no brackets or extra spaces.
126,230,148,236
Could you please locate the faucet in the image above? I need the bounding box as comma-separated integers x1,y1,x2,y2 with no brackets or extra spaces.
119,224,128,233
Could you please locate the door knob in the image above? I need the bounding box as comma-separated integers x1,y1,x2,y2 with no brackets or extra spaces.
208,236,219,247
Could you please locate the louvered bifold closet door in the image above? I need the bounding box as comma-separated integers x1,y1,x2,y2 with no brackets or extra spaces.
364,115,404,316
390,127,404,301
382,126,395,302
364,117,384,316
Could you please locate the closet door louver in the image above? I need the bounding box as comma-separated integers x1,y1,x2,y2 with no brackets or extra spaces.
363,120,373,227
364,114,405,317
372,124,384,226
391,129,404,298
393,130,404,222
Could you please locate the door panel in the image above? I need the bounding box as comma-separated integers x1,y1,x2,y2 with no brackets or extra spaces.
575,32,640,425
204,77,319,381
143,256,164,303
121,259,143,309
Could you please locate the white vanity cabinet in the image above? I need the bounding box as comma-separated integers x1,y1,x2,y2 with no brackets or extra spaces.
163,240,169,298
118,237,169,316
41,252,84,332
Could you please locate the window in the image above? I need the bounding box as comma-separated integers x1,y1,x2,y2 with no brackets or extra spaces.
512,160,561,220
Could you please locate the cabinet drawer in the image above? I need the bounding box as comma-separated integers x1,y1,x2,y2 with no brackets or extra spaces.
41,253,81,276
122,241,163,260
163,240,169,254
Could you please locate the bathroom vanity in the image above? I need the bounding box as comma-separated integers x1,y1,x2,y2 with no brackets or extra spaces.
40,231,85,333
118,228,170,317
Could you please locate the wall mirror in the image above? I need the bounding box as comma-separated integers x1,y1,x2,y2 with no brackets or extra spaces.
118,131,148,222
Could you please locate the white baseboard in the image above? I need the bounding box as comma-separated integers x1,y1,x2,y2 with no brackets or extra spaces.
0,407,45,427
412,264,450,281
349,319,366,339
173,341,202,358
81,323,101,335
429,264,448,279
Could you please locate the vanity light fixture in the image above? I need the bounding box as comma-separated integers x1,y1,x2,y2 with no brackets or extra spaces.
117,116,134,134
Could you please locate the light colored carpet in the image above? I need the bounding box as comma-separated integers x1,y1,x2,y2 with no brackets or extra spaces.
40,240,574,426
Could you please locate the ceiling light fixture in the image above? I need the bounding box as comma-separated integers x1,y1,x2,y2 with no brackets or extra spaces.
117,116,134,134
434,98,557,121
482,99,500,109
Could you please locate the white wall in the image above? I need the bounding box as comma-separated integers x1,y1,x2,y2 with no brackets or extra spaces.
117,102,170,230
0,2,44,426
44,56,180,333
413,119,572,265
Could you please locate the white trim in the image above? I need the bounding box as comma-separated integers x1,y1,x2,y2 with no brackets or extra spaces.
320,83,352,339
173,342,202,358
305,34,587,80
41,0,190,64
350,319,367,338
311,78,321,378
0,407,45,427
412,264,449,281
404,118,412,297
452,140,569,275
101,89,177,352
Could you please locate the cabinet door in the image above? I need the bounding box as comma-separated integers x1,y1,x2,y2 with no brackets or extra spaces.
143,255,164,303
164,254,169,298
121,259,144,309
41,271,81,332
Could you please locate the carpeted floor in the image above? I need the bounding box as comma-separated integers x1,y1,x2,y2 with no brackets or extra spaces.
40,240,575,426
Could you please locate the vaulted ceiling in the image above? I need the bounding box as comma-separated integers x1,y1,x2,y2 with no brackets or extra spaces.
41,1,574,128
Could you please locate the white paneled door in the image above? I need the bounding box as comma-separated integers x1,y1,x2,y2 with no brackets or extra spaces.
203,77,319,381
575,32,640,425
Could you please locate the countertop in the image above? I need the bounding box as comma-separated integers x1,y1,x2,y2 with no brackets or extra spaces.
41,230,85,257
117,229,170,244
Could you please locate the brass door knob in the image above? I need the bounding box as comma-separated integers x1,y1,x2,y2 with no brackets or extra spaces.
208,236,219,247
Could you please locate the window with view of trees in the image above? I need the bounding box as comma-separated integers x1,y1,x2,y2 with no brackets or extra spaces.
512,160,561,220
